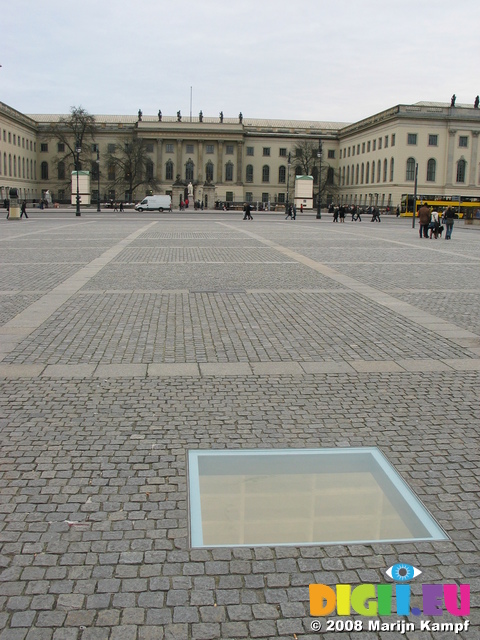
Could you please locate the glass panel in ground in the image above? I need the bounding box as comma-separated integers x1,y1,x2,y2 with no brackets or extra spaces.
192,449,446,546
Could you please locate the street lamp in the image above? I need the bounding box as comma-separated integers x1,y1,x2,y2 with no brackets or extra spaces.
316,139,322,219
286,152,291,213
75,139,81,217
96,149,101,212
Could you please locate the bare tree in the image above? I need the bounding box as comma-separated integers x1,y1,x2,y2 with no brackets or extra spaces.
292,140,318,176
46,106,97,173
105,135,159,202
292,139,339,206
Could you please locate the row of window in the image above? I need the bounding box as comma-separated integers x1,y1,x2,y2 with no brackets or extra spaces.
407,133,469,148
2,130,35,151
341,158,394,186
0,153,36,179
405,157,467,183
341,133,471,159
341,135,396,159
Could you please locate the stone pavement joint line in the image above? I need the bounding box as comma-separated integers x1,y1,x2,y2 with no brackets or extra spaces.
218,221,480,354
0,220,158,360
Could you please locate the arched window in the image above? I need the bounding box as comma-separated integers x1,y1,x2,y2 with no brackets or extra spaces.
342,166,345,186
246,164,253,183
225,161,234,181
278,165,286,184
262,165,270,182
406,157,416,181
383,158,388,182
426,158,436,182
13,156,17,177
108,163,115,181
185,159,194,182
390,158,394,182
9,154,12,176
366,162,369,184
361,163,365,184
456,159,466,183
165,160,174,181
58,161,65,180
327,167,334,185
91,161,99,181
22,157,25,179
346,165,350,185
146,160,154,180
355,164,359,184
205,161,214,182
41,161,49,180
377,161,381,183
371,160,375,183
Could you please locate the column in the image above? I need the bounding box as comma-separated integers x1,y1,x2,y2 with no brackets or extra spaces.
197,141,204,183
217,141,224,183
156,139,163,182
236,141,243,184
445,129,456,187
176,139,183,182
469,131,479,185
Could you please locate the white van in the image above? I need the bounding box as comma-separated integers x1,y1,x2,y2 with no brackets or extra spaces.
135,195,171,212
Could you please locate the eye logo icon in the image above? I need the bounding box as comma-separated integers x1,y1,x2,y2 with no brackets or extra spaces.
386,563,422,582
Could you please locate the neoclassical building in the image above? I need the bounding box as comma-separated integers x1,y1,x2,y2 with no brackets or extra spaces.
1,99,480,209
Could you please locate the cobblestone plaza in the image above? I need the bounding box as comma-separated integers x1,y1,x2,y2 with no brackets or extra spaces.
0,211,479,639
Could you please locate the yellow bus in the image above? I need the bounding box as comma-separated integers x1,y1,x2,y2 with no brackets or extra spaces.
400,194,480,219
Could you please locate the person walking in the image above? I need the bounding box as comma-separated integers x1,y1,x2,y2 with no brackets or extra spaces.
20,200,28,219
444,207,456,239
417,202,431,239
243,203,253,220
429,209,439,239
285,204,293,220
292,204,297,220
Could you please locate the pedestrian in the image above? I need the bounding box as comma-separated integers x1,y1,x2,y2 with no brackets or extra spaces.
300,204,303,214
429,209,439,239
444,207,456,240
333,207,339,222
285,205,293,220
417,202,431,238
339,205,345,222
119,202,124,212
292,204,296,220
243,203,253,220
113,202,118,211
20,200,28,219
5,199,10,219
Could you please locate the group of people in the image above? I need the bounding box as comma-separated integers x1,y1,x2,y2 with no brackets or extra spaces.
417,202,456,240
329,204,381,222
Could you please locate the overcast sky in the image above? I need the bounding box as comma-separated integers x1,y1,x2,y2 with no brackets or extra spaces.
2,0,479,123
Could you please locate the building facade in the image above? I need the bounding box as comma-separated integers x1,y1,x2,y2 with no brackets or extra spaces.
1,100,480,209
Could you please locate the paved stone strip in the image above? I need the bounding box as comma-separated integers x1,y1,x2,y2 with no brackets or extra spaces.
219,222,480,353
1,357,480,379
0,221,158,360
